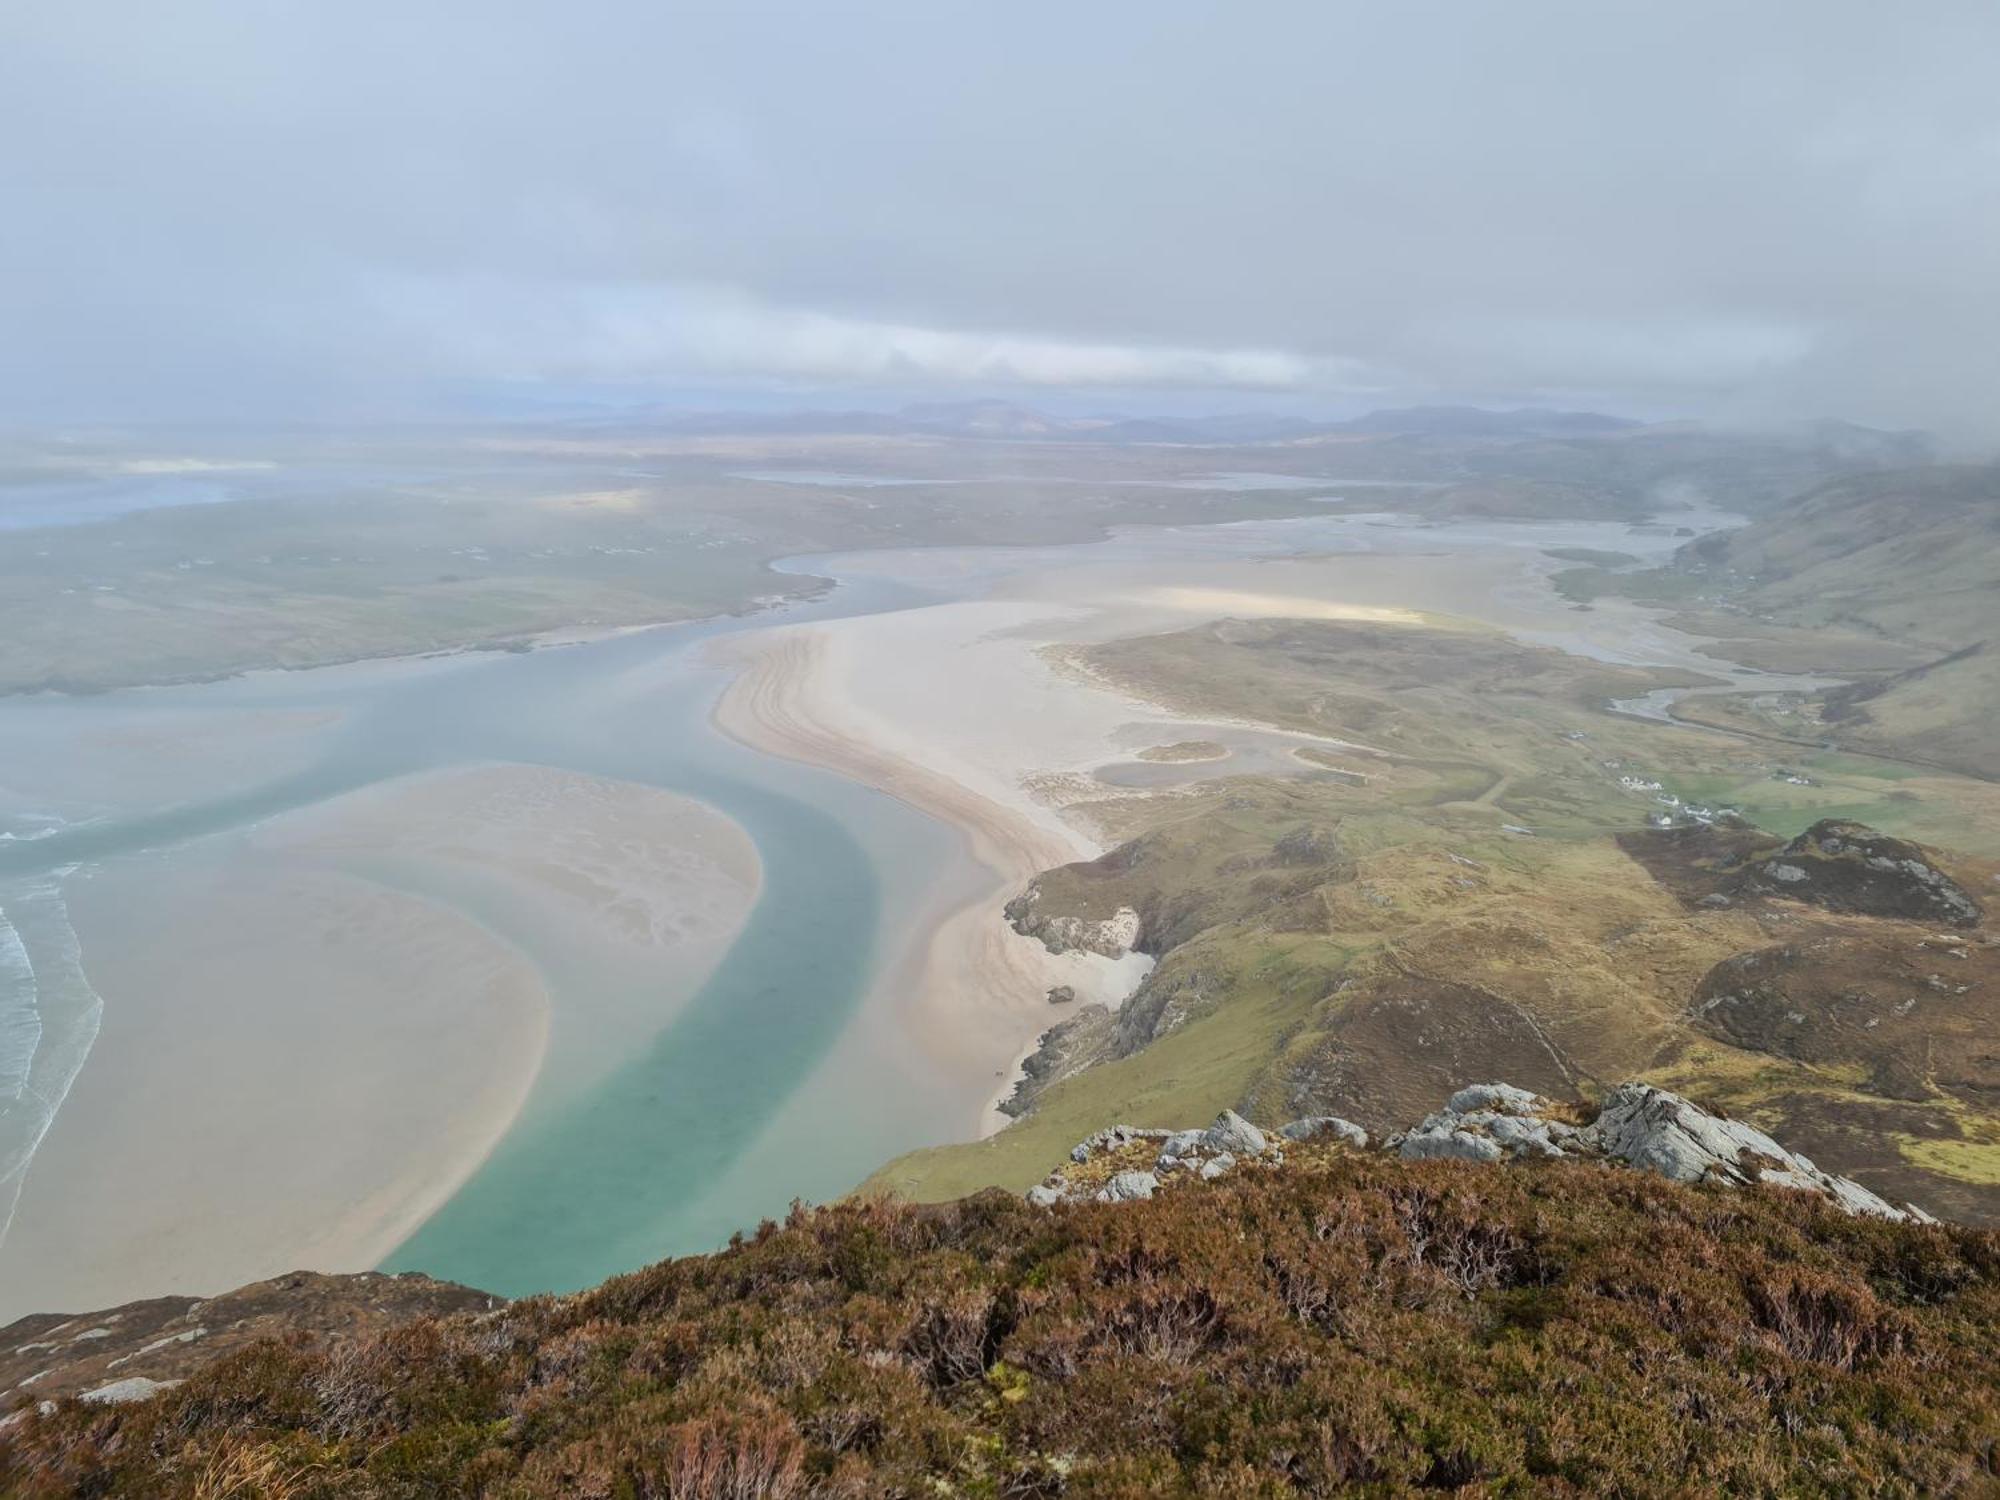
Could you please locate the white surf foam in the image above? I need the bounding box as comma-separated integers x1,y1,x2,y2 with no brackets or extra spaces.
0,867,105,1251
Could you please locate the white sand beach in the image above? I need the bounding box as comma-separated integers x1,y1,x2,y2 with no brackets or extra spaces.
715,616,1153,1132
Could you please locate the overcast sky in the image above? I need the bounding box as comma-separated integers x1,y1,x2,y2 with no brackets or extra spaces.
4,1,1997,432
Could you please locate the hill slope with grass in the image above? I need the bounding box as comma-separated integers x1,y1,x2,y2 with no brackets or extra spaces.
877,617,2000,1223
1555,464,2000,776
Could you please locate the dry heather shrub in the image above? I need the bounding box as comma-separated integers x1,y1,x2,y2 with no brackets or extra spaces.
898,1282,999,1387
1745,1265,1914,1370
658,1407,805,1500
5,1160,1997,1497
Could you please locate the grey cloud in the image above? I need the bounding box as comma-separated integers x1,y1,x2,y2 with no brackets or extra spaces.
2,1,1997,431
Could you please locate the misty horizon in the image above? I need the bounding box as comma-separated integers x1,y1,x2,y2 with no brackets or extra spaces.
6,1,2000,440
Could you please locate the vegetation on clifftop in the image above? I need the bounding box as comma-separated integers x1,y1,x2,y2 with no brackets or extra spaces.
6,1152,1999,1497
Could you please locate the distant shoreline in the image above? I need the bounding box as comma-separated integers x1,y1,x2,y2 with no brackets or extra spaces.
0,581,834,704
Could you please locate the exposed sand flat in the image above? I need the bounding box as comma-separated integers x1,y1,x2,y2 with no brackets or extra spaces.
0,856,548,1322
259,764,763,1094
260,764,761,957
1129,586,1433,626
0,763,764,1320
711,588,1402,1131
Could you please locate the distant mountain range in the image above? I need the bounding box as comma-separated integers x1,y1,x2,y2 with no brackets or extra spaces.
563,399,1936,459
598,399,1650,444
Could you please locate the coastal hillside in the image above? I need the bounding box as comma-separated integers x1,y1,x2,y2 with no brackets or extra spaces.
876,611,2000,1224
1555,464,2000,776
1671,464,1999,646
6,1095,1998,1497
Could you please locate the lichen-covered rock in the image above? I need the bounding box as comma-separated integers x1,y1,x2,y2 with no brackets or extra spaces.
80,1377,181,1405
1029,1079,1930,1223
1397,1122,1506,1163
1278,1115,1370,1148
1069,1125,1172,1164
1580,1082,1916,1218
1153,1130,1209,1172
1445,1083,1544,1117
1389,1079,1923,1218
1203,1109,1268,1156
1396,1086,1580,1163
1094,1171,1159,1203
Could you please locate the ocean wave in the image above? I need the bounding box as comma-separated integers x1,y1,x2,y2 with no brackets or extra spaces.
0,908,37,1101
0,867,104,1251
0,811,71,844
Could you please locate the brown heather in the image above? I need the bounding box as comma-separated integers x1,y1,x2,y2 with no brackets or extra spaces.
5,1154,1998,1498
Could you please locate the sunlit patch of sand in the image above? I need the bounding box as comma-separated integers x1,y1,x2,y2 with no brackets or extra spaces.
1127,586,1434,624
542,488,649,513
0,856,549,1321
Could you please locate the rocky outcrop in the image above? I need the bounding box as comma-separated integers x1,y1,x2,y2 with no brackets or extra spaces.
1740,820,1982,928
1027,1108,1354,1204
0,1270,497,1408
1067,1124,1173,1164
1004,882,1142,957
1027,1081,1932,1222
1391,1081,1930,1221
1396,1083,1581,1163
1279,1115,1370,1148
1271,823,1346,868
1094,1171,1159,1203
997,1004,1114,1119
1203,1108,1268,1156
79,1376,177,1406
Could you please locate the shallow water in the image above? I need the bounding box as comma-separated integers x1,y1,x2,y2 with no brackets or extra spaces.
0,502,1741,1300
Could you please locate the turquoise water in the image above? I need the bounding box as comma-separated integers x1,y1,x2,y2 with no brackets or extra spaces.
384,776,881,1293
0,573,972,1297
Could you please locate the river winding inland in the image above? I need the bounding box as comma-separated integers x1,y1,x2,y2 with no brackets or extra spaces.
0,503,1746,1314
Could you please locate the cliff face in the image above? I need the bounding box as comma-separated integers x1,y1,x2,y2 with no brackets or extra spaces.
4,1111,1995,1498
